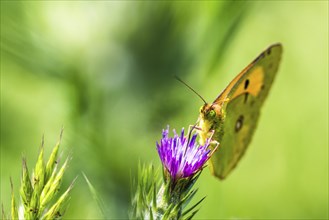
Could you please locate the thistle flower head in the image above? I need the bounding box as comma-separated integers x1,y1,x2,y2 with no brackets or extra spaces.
132,126,216,219
156,126,214,181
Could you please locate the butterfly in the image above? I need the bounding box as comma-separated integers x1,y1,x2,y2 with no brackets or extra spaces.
198,43,283,180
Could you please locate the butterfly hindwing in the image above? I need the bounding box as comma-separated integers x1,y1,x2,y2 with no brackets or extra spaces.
202,44,283,179
209,90,261,178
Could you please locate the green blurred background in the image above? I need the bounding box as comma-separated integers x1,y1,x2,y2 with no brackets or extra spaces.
1,1,328,219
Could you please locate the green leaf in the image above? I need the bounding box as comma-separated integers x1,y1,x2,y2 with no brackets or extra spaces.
20,157,33,210
83,173,109,219
45,128,63,182
10,178,19,220
42,177,77,220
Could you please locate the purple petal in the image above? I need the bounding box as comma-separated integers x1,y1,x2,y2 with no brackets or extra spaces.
156,126,214,181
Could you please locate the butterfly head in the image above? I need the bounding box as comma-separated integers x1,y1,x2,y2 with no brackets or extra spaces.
199,104,219,121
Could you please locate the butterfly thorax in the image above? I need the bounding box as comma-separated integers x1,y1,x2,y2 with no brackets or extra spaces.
198,103,225,146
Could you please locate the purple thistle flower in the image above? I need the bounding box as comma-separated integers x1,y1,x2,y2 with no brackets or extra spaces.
156,126,215,181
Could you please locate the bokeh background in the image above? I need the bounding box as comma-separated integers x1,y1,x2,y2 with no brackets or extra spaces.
1,1,328,219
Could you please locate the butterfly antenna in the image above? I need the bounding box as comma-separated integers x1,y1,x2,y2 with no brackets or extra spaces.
174,75,207,104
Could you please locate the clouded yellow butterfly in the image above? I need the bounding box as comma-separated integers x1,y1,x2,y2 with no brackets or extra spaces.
199,43,283,179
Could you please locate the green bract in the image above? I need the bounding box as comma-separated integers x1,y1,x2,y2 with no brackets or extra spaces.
2,130,75,220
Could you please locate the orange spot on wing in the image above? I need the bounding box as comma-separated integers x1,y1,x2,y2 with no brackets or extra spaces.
232,66,264,99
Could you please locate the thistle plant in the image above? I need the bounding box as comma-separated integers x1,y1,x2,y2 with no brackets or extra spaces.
1,130,75,220
131,126,217,219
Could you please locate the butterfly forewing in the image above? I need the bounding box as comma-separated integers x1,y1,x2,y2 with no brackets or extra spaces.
206,44,283,179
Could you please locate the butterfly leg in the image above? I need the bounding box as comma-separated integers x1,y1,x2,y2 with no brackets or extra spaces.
188,125,220,151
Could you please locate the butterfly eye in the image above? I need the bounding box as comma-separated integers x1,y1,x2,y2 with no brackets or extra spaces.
209,110,216,117
199,106,203,113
